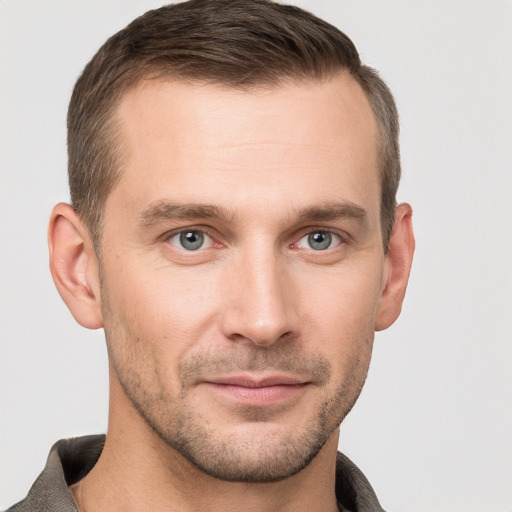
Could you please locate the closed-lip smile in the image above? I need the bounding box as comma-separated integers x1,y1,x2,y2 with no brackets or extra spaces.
202,374,310,406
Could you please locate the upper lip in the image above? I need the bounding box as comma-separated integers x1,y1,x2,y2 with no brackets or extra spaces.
204,374,308,387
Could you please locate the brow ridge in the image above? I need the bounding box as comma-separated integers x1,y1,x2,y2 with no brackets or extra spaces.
140,201,233,226
139,200,368,227
296,202,369,224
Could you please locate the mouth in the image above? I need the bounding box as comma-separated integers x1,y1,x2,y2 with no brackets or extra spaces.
201,374,310,407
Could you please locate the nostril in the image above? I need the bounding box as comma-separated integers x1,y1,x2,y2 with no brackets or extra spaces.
227,329,296,348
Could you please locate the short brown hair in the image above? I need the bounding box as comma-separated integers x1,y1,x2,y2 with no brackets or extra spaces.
68,0,400,249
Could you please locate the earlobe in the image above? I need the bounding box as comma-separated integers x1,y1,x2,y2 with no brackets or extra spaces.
375,203,415,331
48,203,103,329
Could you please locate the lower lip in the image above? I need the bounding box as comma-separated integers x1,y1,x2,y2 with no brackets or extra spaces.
204,383,309,406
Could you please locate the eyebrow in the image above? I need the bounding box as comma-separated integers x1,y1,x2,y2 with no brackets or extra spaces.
140,201,233,226
139,200,368,227
296,202,369,225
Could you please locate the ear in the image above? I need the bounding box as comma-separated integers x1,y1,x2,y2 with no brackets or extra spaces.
375,203,415,331
48,203,103,329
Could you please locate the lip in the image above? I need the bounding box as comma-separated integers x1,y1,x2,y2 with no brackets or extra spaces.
202,374,310,406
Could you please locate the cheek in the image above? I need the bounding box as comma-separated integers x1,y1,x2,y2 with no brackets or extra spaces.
297,262,383,330
101,258,222,360
296,263,381,374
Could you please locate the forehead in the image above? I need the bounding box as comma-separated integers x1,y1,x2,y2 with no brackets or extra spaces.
108,74,380,226
117,73,377,154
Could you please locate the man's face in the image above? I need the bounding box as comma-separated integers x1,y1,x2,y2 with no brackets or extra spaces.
99,74,385,482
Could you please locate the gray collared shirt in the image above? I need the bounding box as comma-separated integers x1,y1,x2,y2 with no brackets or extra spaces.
6,435,385,512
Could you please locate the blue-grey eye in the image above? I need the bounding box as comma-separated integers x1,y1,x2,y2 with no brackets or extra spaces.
170,230,211,250
308,232,331,250
297,231,341,250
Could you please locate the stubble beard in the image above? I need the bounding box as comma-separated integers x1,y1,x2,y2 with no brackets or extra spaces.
102,292,373,483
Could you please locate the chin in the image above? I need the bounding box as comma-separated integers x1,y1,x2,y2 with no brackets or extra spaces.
171,425,330,483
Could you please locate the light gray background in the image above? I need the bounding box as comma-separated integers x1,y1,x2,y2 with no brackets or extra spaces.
1,1,511,510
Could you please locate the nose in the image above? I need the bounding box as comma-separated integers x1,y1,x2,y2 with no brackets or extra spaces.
220,245,297,346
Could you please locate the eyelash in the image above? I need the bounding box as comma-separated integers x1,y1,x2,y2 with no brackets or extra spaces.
168,230,214,251
294,230,343,251
165,226,219,252
164,226,347,254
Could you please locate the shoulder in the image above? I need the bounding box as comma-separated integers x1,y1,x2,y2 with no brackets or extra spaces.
4,436,105,512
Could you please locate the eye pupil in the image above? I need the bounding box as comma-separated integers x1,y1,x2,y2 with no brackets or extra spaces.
179,231,204,250
308,232,332,250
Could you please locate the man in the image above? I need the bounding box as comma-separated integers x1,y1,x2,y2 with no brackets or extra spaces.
8,0,414,510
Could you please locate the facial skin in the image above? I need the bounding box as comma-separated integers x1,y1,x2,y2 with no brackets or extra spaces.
49,73,414,511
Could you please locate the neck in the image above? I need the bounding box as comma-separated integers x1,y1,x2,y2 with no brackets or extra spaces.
72,379,341,512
